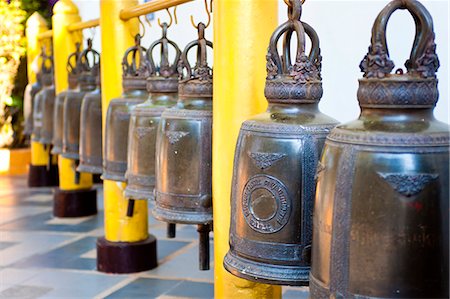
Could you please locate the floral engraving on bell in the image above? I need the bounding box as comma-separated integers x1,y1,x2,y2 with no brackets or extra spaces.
378,172,439,197
242,175,291,234
165,130,190,144
134,127,154,139
248,152,286,170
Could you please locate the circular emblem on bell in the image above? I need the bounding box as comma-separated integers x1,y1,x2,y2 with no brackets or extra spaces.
242,175,291,234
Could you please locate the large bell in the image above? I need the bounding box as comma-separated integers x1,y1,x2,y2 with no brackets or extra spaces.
153,23,213,270
124,23,181,200
51,43,81,155
310,1,449,298
77,78,102,174
32,48,54,145
223,0,338,286
102,34,149,182
62,39,99,163
23,73,42,136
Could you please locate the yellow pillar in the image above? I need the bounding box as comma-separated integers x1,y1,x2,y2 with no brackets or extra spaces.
97,0,155,275
213,1,281,298
99,0,146,243
52,0,93,192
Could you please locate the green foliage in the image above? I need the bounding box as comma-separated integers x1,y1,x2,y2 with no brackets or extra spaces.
0,0,27,148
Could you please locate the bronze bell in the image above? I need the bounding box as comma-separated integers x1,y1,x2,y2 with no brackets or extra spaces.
32,48,55,145
102,34,149,182
51,43,81,155
223,0,337,286
23,73,42,136
62,39,99,163
153,23,213,270
77,80,102,174
310,1,449,298
124,23,181,201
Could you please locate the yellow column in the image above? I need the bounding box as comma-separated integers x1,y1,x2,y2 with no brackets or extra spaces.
100,0,146,242
26,13,52,168
52,0,93,191
213,1,281,298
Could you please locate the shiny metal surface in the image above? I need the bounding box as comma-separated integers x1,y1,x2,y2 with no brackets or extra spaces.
61,39,99,160
223,0,337,286
52,44,81,155
24,80,42,136
153,23,213,270
77,87,103,174
124,23,180,200
31,49,54,143
310,1,449,298
102,35,150,182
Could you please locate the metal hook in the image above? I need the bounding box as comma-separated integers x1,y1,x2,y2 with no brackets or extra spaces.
158,7,177,28
191,0,211,29
139,16,146,38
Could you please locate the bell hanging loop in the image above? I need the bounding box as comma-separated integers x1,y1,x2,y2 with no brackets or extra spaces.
190,0,211,29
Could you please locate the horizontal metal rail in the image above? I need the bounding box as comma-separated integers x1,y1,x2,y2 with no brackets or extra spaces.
67,18,100,32
37,30,53,40
120,0,193,21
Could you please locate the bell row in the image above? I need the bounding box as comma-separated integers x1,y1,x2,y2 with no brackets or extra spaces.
26,0,448,297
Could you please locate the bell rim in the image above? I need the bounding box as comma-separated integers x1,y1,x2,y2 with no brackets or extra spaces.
223,250,310,287
50,145,62,155
100,172,126,182
123,186,154,201
60,151,80,160
152,205,212,225
76,164,103,175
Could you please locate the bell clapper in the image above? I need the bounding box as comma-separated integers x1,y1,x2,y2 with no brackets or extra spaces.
46,145,52,171
74,160,81,185
126,199,135,217
167,223,176,238
197,223,210,271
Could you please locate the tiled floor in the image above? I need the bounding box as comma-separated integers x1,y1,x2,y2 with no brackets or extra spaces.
0,175,308,298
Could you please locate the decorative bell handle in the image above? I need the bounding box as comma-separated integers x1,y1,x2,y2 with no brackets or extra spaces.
122,34,151,77
178,22,213,81
78,39,100,73
66,42,81,75
266,0,320,82
361,0,439,78
146,22,182,78
40,46,53,75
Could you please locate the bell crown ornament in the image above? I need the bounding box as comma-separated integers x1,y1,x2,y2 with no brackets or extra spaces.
264,0,322,105
40,46,54,87
78,39,100,91
358,0,439,108
122,34,151,92
67,42,81,90
177,22,213,98
146,23,181,93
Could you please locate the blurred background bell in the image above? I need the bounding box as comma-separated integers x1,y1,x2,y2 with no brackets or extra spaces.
153,22,213,270
23,71,42,137
62,39,99,182
102,34,149,182
77,57,102,174
32,46,55,170
51,43,81,156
